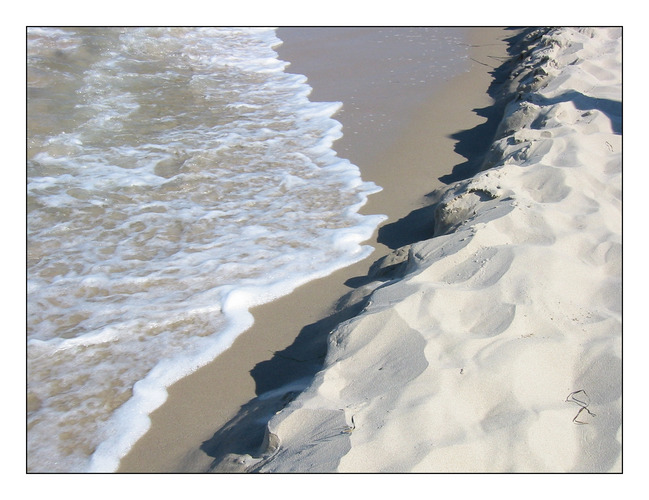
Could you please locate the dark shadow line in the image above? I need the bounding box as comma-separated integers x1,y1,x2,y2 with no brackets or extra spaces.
377,28,542,250
197,27,544,470
199,285,372,469
438,28,542,186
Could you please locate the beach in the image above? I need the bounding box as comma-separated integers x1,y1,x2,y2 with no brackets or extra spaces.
116,27,516,472
112,27,622,473
247,27,622,473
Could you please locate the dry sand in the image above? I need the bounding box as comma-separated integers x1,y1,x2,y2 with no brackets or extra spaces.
117,27,516,472
240,27,622,473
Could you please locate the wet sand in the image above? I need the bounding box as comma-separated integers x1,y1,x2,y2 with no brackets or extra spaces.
117,27,514,472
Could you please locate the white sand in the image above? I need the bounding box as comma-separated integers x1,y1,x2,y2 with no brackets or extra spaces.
238,27,622,473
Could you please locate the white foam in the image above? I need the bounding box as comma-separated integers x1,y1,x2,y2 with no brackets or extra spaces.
27,27,386,472
86,239,385,472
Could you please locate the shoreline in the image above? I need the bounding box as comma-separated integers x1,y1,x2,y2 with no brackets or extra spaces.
117,27,516,472
245,28,622,473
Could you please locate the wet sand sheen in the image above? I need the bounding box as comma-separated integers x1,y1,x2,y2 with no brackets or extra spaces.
117,27,513,472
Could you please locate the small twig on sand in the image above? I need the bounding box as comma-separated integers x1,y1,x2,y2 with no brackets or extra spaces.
470,57,494,68
566,390,597,424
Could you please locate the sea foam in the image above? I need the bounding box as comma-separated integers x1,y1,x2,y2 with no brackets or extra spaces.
27,27,384,472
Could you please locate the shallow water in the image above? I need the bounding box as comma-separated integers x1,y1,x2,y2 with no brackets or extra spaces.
27,27,385,472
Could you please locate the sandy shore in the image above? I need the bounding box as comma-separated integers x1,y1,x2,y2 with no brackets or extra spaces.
117,27,517,472
239,28,622,473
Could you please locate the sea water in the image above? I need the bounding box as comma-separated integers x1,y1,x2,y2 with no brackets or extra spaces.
27,27,387,472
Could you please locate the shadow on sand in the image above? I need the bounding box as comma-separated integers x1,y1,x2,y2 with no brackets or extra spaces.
199,280,373,470
532,90,622,135
198,28,536,471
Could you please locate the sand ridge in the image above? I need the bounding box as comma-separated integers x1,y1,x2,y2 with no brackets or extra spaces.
241,28,622,473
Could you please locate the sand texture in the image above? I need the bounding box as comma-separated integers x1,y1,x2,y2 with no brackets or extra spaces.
233,28,622,473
